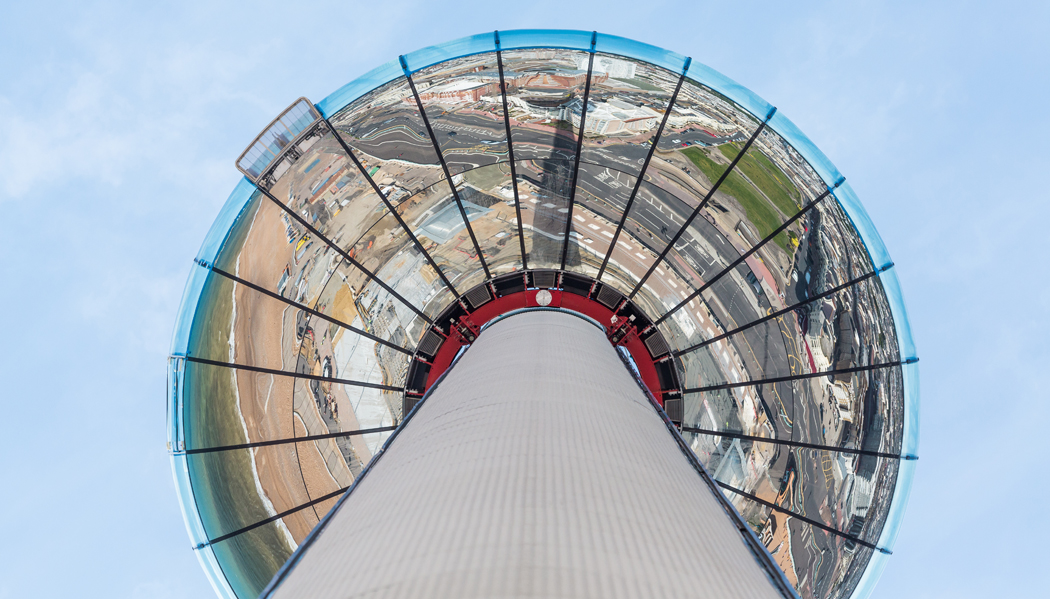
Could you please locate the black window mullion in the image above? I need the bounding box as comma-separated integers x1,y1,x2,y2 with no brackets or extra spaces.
659,188,833,323
626,115,774,301
682,358,916,394
207,264,411,356
558,32,597,270
596,67,689,281
202,485,349,548
401,56,492,281
254,185,433,325
716,481,891,554
495,31,528,271
184,425,398,455
322,118,460,298
682,427,914,460
670,267,886,354
184,355,404,392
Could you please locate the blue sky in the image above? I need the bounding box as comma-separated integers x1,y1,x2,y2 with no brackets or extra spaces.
1,1,1046,597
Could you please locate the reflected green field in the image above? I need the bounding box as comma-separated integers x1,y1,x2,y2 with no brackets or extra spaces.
681,145,796,252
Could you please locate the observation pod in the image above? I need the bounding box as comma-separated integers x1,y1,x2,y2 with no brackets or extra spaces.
167,30,919,599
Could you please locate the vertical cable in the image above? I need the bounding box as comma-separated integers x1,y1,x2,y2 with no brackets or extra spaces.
322,118,459,297
559,32,597,270
401,55,492,281
596,62,690,281
626,111,776,301
252,184,434,324
495,30,528,271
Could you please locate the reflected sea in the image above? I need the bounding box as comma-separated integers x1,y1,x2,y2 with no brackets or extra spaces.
185,222,294,597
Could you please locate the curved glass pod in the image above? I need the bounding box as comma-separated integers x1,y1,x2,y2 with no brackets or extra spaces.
170,30,917,599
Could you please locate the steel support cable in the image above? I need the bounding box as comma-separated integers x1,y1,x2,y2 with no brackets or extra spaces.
184,355,404,392
199,485,349,548
181,425,399,456
401,56,492,281
715,481,891,554
322,118,460,298
672,267,886,356
654,187,835,327
682,358,917,395
626,115,774,301
254,186,433,325
596,67,689,281
681,427,915,460
495,31,528,270
207,264,412,356
559,32,597,270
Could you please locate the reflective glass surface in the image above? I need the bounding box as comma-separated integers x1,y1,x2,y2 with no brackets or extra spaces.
170,31,917,599
411,53,509,176
578,54,680,179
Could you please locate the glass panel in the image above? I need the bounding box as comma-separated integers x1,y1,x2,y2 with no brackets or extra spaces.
878,267,917,360
765,109,844,190
411,53,509,176
564,161,637,277
501,48,591,163
197,178,258,266
401,32,498,73
183,361,297,446
186,444,317,538
291,380,356,491
191,542,237,599
320,259,432,349
184,272,301,371
644,77,761,209
796,197,876,299
316,59,403,119
578,54,680,179
498,29,593,52
715,138,806,259
832,182,892,271
629,202,740,324
689,426,900,599
633,122,836,335
251,121,389,252
328,77,446,198
853,458,917,599
646,138,814,313
749,507,877,599
209,522,296,599
593,33,690,75
291,313,402,456
689,274,902,385
686,60,775,128
511,157,575,269
206,181,431,345
185,443,293,544
344,208,456,320
171,262,209,356
371,190,467,292
452,163,524,276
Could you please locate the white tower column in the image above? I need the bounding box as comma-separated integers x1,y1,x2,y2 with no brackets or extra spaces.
266,310,792,599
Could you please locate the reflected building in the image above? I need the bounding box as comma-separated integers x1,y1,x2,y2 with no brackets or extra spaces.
168,30,919,599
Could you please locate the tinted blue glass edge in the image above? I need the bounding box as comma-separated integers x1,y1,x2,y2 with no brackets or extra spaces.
176,31,918,599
